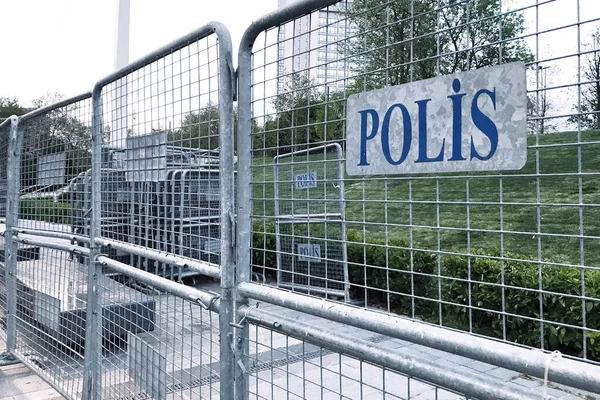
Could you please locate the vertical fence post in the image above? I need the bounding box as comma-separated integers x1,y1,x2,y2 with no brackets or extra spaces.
215,23,237,400
235,31,253,400
82,91,103,400
5,116,21,354
236,3,340,399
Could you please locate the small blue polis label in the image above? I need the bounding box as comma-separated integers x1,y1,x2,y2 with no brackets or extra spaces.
298,244,322,262
295,171,318,190
346,63,528,175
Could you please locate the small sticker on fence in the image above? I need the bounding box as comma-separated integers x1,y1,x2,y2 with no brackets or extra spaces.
298,244,321,262
295,172,317,190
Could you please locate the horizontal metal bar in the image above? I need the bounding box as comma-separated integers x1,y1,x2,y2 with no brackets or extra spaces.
97,255,220,312
93,22,226,93
14,236,90,256
0,115,16,130
273,143,342,162
238,282,600,394
13,228,90,244
239,305,541,400
20,92,91,122
94,237,220,279
239,0,339,51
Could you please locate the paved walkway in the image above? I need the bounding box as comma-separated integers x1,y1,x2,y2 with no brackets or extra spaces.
1,232,600,400
0,337,63,400
246,299,600,400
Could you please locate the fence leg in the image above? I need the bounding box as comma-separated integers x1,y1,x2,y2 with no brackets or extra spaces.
216,24,237,400
4,117,21,356
82,92,104,400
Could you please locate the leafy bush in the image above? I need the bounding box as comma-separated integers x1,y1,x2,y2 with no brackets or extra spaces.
19,198,71,225
441,253,600,360
346,230,438,317
252,222,278,279
251,226,600,360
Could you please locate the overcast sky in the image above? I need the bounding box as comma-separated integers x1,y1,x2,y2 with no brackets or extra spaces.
0,0,277,107
1,0,598,124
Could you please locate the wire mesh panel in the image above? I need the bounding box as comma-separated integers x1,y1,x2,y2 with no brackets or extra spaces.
94,30,227,282
273,144,348,298
244,0,600,369
96,263,221,400
90,23,235,400
11,243,89,399
245,322,474,400
19,95,93,236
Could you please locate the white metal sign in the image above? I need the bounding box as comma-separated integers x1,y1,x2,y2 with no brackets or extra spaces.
37,152,67,186
297,243,321,262
125,131,167,182
295,171,317,190
346,63,528,175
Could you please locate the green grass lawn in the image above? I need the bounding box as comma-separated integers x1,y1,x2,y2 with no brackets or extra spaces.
251,130,600,267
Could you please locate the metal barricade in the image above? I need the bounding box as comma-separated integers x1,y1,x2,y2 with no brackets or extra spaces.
236,0,600,398
2,95,93,399
3,1,600,399
87,22,235,399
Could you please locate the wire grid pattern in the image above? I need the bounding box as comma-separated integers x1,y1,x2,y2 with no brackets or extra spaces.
96,33,223,281
273,144,348,296
0,122,10,342
11,245,89,399
245,322,470,400
19,97,93,234
97,268,221,400
247,0,600,363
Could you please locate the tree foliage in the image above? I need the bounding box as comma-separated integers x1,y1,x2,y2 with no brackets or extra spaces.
257,0,535,157
0,96,24,120
569,28,600,130
20,93,93,188
252,73,348,157
345,0,534,91
169,103,240,151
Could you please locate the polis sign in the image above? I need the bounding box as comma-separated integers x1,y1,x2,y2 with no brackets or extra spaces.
346,63,527,175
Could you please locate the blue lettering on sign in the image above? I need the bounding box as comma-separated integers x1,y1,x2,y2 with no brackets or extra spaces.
298,244,322,262
358,78,499,167
295,171,318,190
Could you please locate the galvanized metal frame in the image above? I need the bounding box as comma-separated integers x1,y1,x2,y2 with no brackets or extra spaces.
273,143,349,299
3,116,20,353
89,21,235,400
238,281,600,394
239,304,542,399
5,93,94,400
237,0,600,398
1,1,599,398
237,3,341,399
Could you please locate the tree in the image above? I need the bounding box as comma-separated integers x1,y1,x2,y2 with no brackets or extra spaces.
344,0,438,91
255,73,322,157
569,28,600,130
170,104,220,150
0,96,24,120
169,103,241,152
528,65,557,135
20,93,93,188
344,0,534,91
255,74,350,158
438,0,533,72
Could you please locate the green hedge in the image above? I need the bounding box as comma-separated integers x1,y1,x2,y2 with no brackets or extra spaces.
19,198,71,225
252,223,600,360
